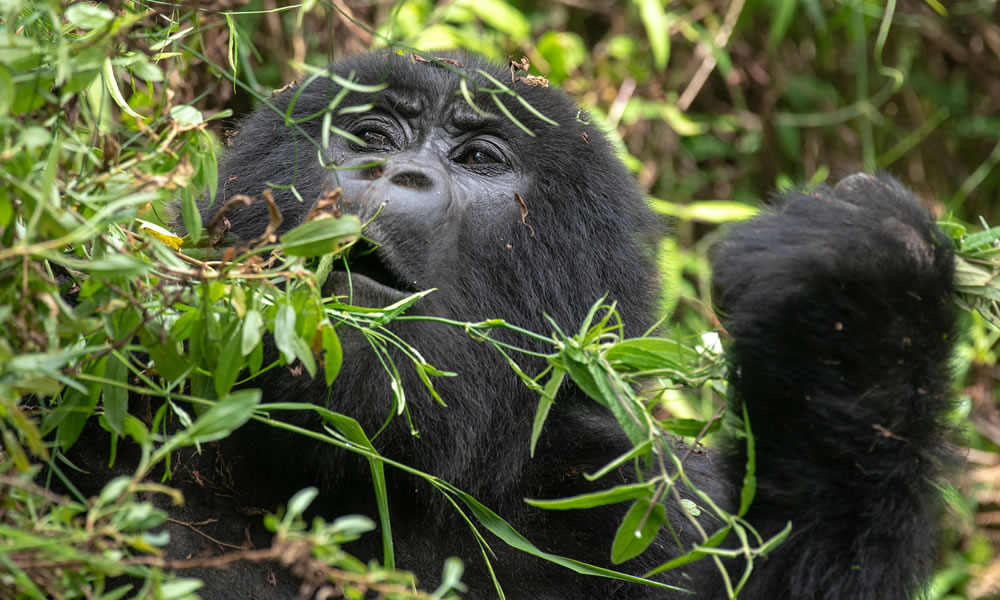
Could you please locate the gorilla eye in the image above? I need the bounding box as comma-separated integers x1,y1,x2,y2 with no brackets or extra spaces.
457,147,501,166
360,130,393,149
355,129,396,152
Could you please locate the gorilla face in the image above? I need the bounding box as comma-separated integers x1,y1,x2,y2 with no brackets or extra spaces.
323,82,531,305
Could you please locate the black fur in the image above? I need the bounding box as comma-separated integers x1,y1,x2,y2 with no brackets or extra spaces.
63,52,956,599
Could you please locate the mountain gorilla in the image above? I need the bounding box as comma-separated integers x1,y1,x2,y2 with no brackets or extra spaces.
77,51,956,598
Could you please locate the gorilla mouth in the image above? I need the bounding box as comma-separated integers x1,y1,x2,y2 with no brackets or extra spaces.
338,240,413,293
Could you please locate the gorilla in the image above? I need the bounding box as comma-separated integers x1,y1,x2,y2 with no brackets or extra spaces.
63,51,956,599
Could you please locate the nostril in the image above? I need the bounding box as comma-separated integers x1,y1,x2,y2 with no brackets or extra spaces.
390,170,433,190
361,165,385,181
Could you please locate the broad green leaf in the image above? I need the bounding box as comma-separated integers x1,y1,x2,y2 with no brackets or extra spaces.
241,310,264,356
66,3,115,29
281,215,361,257
171,389,261,447
286,487,319,519
660,418,720,438
273,303,297,364
605,338,699,371
169,104,204,126
611,498,666,564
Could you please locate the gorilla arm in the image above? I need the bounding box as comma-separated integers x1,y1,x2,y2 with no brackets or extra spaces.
705,173,956,600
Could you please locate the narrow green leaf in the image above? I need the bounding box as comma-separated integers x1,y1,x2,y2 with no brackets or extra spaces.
530,369,564,457
181,191,202,245
103,58,143,119
525,481,654,510
441,483,684,591
314,409,394,570
103,353,128,436
639,0,670,70
214,332,244,397
738,401,757,517
758,521,793,555
644,525,732,576
585,439,654,481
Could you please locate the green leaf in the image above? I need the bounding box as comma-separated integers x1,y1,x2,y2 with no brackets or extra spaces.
286,487,319,519
605,338,699,371
644,525,731,576
757,521,792,555
99,476,131,504
158,579,204,599
214,331,244,397
66,3,115,29
525,481,654,510
738,401,757,517
173,389,261,446
460,0,530,40
660,418,720,438
0,65,10,117
169,104,204,126
530,369,564,457
103,58,143,119
371,288,435,326
273,302,297,364
103,353,129,436
638,0,671,70
441,483,684,591
611,498,666,564
768,0,798,52
321,324,343,387
281,215,361,257
241,309,264,357
181,191,203,245
85,254,151,279
649,198,759,223
585,439,654,481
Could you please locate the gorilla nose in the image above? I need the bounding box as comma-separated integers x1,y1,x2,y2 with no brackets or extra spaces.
388,169,434,191
337,158,454,222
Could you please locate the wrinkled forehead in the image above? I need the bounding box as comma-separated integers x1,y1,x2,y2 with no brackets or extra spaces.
330,53,558,134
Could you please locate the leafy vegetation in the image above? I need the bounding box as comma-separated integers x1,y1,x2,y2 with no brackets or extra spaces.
2,1,1000,599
